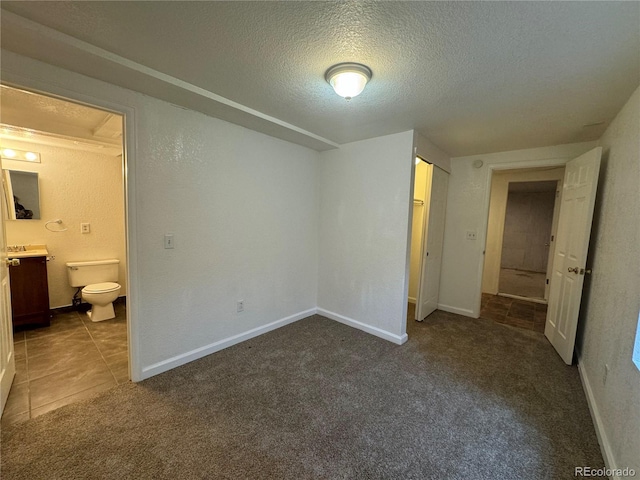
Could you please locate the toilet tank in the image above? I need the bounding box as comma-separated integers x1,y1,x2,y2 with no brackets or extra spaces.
66,259,119,287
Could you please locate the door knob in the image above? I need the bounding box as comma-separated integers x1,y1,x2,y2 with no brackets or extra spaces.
567,267,579,274
580,268,592,275
6,258,20,267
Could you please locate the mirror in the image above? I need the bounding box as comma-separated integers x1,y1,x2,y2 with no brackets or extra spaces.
3,170,41,220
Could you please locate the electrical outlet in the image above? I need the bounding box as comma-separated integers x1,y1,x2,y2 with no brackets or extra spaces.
603,364,609,385
237,300,244,313
81,223,90,234
466,230,477,240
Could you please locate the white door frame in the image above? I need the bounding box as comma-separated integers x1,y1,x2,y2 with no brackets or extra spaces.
476,158,569,316
0,155,16,415
1,71,142,382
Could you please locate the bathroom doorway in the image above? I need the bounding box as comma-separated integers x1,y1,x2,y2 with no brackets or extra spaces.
0,85,130,425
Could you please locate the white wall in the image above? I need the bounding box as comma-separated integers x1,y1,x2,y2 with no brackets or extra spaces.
3,139,126,308
439,141,597,317
317,131,415,343
408,161,429,302
482,168,565,294
136,100,319,373
576,86,640,474
1,51,320,380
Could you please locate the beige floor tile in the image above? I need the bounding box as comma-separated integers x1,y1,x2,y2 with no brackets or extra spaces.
4,304,127,420
1,411,29,428
28,345,104,381
13,331,25,343
13,340,26,360
29,361,116,409
2,383,29,418
27,329,94,358
14,357,28,385
30,382,117,419
25,313,84,341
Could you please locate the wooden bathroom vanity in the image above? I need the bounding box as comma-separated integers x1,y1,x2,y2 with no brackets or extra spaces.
8,245,51,329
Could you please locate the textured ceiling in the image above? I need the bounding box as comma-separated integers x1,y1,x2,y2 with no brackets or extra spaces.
1,1,639,156
0,85,122,153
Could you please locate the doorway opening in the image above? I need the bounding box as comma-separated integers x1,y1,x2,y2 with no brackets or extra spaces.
498,180,559,302
478,148,601,364
0,85,129,426
480,166,564,333
407,157,449,326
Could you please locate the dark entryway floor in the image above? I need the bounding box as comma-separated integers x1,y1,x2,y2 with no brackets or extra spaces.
480,293,547,333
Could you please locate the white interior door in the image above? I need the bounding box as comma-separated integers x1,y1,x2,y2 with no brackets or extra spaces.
0,157,15,414
416,165,449,320
545,147,602,364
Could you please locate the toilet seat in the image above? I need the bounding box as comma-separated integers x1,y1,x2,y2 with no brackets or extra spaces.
82,282,121,294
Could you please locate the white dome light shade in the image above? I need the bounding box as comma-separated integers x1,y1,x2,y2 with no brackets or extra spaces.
325,63,372,100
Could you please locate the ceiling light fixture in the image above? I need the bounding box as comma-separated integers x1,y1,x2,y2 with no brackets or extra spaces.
1,147,41,163
325,63,372,100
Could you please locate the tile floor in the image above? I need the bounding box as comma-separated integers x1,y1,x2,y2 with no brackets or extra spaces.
408,297,547,334
2,300,128,427
480,293,547,333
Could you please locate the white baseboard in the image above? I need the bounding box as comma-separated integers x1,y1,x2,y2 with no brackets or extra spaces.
317,308,408,345
408,297,416,304
437,303,476,318
141,308,317,379
578,362,619,478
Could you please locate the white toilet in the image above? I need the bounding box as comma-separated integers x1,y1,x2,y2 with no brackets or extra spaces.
66,259,122,322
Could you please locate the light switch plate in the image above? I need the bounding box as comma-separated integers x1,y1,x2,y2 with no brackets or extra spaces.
164,233,174,249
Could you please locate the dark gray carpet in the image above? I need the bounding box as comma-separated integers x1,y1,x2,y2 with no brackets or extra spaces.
1,312,604,479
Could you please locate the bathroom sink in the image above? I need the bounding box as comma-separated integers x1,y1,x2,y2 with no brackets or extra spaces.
7,244,48,258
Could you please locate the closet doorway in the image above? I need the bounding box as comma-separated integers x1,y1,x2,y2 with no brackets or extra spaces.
408,158,449,321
